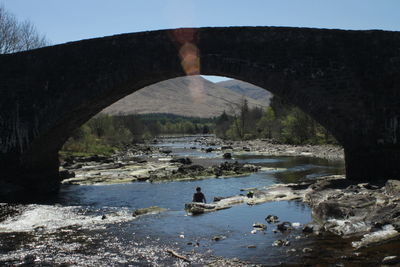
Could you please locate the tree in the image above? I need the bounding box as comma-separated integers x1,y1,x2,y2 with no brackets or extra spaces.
215,111,231,138
257,106,277,139
0,6,49,54
240,98,249,138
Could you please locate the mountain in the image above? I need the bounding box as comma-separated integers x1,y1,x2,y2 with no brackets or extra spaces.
101,76,269,118
217,79,272,105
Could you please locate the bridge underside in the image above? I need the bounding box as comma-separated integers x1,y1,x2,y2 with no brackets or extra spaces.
1,26,400,201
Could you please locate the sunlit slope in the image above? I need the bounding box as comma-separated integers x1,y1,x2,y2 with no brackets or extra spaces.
217,79,272,106
102,76,270,118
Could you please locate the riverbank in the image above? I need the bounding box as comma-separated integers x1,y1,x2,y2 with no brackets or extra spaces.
60,136,343,185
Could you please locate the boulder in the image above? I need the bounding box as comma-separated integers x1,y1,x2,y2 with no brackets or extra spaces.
302,223,321,234
277,222,292,232
265,215,279,223
313,194,376,221
385,180,400,196
223,153,232,159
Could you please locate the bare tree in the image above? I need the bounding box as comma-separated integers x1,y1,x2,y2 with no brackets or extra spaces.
0,6,49,54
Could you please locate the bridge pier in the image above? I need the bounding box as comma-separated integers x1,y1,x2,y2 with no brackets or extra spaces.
0,159,60,202
345,147,400,181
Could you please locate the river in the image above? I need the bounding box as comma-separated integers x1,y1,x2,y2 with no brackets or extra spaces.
4,136,386,266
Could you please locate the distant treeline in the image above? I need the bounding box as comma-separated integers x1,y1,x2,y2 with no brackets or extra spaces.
62,97,337,156
62,113,214,156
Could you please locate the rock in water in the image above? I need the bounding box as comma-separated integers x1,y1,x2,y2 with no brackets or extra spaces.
277,222,292,232
133,206,167,216
223,152,232,159
351,224,400,249
292,222,301,228
185,202,216,215
382,256,400,265
265,215,279,223
302,224,316,233
212,235,225,241
272,239,290,247
252,223,267,230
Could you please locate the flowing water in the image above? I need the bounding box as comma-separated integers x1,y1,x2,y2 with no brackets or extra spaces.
0,137,394,266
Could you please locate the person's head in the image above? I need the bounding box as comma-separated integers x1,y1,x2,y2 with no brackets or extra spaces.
196,187,201,192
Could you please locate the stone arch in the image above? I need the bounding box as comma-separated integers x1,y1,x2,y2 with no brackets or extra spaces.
1,26,400,200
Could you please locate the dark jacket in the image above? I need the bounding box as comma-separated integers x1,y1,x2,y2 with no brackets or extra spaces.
193,192,206,203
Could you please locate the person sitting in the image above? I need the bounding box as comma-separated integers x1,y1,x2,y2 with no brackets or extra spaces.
192,187,206,203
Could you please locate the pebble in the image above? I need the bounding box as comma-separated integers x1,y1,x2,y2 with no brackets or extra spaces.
291,222,301,228
272,239,290,247
212,235,225,241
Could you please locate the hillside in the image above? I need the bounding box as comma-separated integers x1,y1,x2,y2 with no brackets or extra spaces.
217,79,272,105
102,76,269,118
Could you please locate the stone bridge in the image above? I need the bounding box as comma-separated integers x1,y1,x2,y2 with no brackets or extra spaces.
1,26,400,200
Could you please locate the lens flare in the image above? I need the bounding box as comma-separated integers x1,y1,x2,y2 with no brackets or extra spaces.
170,28,204,104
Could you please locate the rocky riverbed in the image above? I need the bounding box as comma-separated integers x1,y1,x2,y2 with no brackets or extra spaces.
192,136,344,160
60,136,343,185
185,175,400,260
56,136,400,265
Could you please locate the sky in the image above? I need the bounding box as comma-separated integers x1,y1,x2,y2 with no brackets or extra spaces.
1,0,399,82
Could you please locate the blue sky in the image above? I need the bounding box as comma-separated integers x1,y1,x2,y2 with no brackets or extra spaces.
1,0,399,82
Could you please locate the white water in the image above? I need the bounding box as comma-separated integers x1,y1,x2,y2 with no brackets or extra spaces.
0,204,135,233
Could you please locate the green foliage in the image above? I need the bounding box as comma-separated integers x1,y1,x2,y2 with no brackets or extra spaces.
257,107,276,139
214,96,338,145
61,113,216,156
62,114,130,156
215,111,232,139
138,113,214,136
